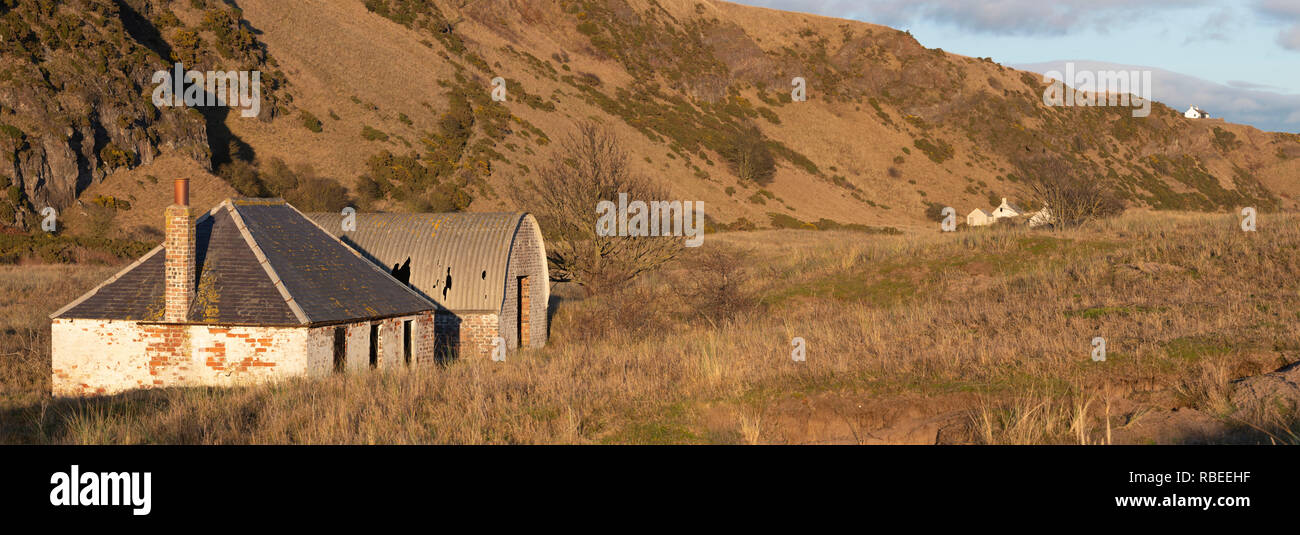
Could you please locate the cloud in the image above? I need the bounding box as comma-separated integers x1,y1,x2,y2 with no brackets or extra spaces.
1253,0,1300,51
1254,0,1300,19
1227,80,1283,91
1277,23,1300,50
1016,60,1300,132
1184,7,1239,44
737,0,1207,36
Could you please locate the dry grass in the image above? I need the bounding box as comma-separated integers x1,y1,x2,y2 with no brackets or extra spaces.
1,211,1298,444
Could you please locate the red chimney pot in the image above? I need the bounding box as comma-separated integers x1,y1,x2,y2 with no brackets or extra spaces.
174,178,189,206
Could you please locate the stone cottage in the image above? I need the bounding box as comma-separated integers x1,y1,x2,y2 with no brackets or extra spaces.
49,180,438,397
307,212,549,360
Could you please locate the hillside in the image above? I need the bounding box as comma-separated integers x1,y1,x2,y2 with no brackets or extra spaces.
2,0,1299,239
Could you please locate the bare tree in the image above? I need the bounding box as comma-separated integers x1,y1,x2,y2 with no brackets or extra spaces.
513,121,680,293
1020,156,1123,227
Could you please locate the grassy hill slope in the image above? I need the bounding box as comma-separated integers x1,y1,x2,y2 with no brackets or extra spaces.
3,0,1299,238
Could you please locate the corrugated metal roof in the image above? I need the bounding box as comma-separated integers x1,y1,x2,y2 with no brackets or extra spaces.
307,212,547,313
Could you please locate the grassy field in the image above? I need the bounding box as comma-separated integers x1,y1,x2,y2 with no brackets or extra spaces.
1,211,1298,444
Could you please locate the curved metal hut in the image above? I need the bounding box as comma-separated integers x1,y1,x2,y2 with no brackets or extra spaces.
308,212,549,358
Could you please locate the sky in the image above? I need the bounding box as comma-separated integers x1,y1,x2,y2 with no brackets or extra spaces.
729,0,1300,132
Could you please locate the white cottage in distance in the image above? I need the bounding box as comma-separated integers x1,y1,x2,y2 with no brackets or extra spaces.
1185,105,1210,119
967,198,1022,227
966,198,1053,228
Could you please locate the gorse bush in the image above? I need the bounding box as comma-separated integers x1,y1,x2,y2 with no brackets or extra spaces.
355,150,472,212
299,110,323,133
218,157,352,211
361,125,389,142
924,201,947,223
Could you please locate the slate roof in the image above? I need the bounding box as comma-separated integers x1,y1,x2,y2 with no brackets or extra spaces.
52,199,434,325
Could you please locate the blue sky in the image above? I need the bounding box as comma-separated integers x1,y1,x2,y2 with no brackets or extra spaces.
730,0,1300,132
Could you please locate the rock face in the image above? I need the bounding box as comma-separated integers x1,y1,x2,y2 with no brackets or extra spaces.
0,0,285,229
0,78,210,213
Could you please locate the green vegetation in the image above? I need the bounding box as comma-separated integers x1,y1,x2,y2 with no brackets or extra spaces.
219,158,352,211
767,212,900,234
98,143,135,170
1212,127,1240,153
722,126,776,185
913,137,954,163
923,201,947,222
355,150,472,212
0,232,152,265
300,110,323,133
361,125,389,142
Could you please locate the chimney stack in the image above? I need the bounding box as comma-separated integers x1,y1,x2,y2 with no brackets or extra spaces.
164,178,194,323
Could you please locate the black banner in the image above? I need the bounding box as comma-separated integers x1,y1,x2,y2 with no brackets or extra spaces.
0,446,1289,522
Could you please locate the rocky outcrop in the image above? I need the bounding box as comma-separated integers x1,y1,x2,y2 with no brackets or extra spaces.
0,0,285,228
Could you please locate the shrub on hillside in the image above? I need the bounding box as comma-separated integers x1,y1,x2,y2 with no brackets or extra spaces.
356,150,472,212
684,246,756,321
300,110,323,133
923,201,947,222
361,126,389,142
768,212,815,230
913,137,954,163
721,126,777,186
98,143,135,170
219,160,265,197
285,177,350,212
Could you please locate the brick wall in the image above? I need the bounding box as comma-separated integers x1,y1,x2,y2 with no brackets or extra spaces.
52,319,309,396
414,311,437,365
53,312,435,397
163,204,194,323
499,217,547,350
434,312,498,360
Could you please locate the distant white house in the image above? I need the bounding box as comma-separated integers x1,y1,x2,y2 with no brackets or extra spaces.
991,197,1024,219
968,198,1045,228
1027,205,1054,228
1185,105,1210,119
